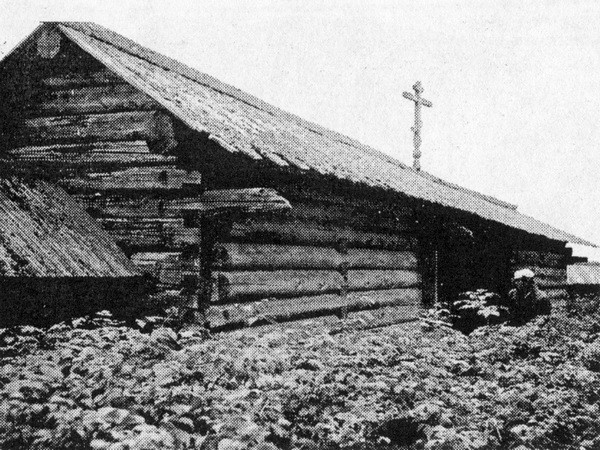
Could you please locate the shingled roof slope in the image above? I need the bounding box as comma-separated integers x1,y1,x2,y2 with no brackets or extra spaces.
2,22,594,246
0,177,139,277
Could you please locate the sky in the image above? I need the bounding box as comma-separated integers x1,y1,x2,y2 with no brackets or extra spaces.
1,0,599,258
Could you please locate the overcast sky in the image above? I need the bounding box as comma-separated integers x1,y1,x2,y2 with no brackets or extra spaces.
1,0,599,258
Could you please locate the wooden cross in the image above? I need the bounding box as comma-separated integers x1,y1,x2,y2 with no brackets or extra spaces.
403,81,432,171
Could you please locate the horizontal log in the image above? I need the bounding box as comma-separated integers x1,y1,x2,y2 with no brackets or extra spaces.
18,111,177,152
289,203,416,232
20,111,157,144
280,185,416,213
100,218,199,250
9,140,152,156
215,270,343,301
81,197,182,219
568,256,588,265
6,141,176,166
348,270,421,292
77,188,289,219
38,70,124,88
61,166,202,192
512,250,567,268
214,269,421,302
29,84,159,115
206,288,422,329
214,243,418,270
177,188,291,214
229,220,417,250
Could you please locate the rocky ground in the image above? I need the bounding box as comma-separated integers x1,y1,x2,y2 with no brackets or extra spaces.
2,299,600,450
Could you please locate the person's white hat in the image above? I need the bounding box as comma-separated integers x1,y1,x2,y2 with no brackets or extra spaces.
514,269,535,279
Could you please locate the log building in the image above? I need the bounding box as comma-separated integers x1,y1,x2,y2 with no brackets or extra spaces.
0,22,594,328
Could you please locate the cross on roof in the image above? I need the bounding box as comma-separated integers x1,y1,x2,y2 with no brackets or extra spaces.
403,81,432,171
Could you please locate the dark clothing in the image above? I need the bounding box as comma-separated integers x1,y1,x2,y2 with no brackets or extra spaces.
507,285,551,324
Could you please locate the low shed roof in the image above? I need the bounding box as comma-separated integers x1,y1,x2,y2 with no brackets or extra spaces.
1,22,594,246
0,177,139,278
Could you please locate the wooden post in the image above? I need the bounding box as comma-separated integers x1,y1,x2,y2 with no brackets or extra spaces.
181,210,206,323
433,249,439,304
195,216,206,323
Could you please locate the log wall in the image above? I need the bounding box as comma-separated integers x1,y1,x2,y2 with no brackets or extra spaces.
1,43,199,292
205,198,424,328
1,40,425,330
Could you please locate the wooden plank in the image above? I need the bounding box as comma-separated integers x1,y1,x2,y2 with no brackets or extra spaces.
214,269,421,302
6,141,176,166
30,84,159,115
229,220,417,250
214,243,418,270
61,166,201,192
206,288,422,329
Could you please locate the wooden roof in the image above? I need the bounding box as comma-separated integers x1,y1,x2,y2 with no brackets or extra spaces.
0,177,139,277
1,22,595,246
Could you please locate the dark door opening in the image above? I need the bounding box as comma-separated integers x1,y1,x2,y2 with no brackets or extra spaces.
437,230,512,303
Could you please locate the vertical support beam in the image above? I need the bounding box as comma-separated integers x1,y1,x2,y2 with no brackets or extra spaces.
194,220,207,323
181,210,203,323
197,212,234,316
415,203,439,306
181,211,218,325
433,249,439,304
196,214,216,324
419,245,438,306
